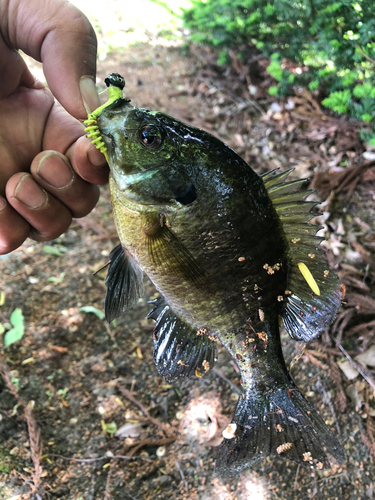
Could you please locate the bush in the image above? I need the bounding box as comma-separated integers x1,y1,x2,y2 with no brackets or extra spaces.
183,0,375,143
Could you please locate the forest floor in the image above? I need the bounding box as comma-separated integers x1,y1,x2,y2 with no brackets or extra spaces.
1,39,375,500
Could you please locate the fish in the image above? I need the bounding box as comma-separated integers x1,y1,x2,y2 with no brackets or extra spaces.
84,73,346,475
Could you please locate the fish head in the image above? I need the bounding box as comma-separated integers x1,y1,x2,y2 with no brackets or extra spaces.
96,98,200,207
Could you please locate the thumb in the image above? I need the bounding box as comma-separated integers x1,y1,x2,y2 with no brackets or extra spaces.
4,0,100,118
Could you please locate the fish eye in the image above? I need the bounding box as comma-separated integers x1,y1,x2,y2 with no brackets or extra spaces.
138,125,163,150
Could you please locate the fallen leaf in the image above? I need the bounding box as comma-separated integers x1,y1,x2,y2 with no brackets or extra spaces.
115,422,143,439
338,359,359,380
355,345,375,367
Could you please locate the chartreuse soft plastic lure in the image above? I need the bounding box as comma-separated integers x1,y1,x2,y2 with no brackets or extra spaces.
84,73,126,162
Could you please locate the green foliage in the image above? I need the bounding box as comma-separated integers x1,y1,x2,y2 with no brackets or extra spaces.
79,306,105,320
102,421,118,434
183,0,375,131
48,272,65,284
321,90,352,114
43,244,67,256
2,308,25,347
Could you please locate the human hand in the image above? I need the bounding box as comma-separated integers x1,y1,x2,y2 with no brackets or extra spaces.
0,0,109,254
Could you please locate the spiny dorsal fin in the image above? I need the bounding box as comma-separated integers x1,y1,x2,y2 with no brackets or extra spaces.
147,296,218,382
104,244,144,323
262,169,343,342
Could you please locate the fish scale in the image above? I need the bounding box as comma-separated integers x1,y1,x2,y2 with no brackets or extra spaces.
85,73,346,475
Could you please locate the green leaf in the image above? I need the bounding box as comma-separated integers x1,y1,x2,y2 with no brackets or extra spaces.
79,306,105,320
48,272,65,284
268,86,279,96
353,83,373,98
103,422,117,434
361,113,373,122
322,90,351,114
4,308,25,347
43,245,63,256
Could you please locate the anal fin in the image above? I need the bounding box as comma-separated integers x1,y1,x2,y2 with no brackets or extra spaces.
147,296,218,382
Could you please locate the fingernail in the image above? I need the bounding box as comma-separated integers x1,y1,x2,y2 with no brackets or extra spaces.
0,195,6,210
14,174,47,208
87,146,108,168
37,153,73,188
80,77,101,113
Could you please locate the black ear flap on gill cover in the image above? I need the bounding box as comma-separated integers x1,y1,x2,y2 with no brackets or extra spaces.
147,296,218,382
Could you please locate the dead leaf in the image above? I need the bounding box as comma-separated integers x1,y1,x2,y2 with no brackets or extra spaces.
355,345,375,367
338,359,359,380
115,422,143,439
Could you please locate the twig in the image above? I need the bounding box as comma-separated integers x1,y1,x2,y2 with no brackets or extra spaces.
332,308,355,347
309,469,318,499
355,44,375,65
364,386,375,459
212,368,242,395
117,384,174,437
46,453,151,463
0,357,43,495
117,385,150,416
304,351,329,371
329,355,347,413
289,343,307,371
127,437,176,458
25,403,43,493
316,473,346,483
104,459,115,500
338,344,375,391
294,464,300,491
175,460,188,493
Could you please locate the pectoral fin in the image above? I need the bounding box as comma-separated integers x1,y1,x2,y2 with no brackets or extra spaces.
145,218,207,289
147,296,218,382
104,244,144,323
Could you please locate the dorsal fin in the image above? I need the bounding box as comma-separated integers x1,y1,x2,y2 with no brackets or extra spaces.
147,296,218,382
262,169,343,342
104,244,144,323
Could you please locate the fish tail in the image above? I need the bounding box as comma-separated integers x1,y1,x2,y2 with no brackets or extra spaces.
215,384,346,476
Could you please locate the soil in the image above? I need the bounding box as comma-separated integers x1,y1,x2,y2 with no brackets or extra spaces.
1,41,375,500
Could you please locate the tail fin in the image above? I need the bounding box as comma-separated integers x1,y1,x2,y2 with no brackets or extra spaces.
215,384,346,476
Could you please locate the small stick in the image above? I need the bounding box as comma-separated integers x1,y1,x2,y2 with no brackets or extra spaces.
175,461,188,493
117,384,174,437
212,368,242,395
338,345,375,390
294,464,301,491
45,453,151,463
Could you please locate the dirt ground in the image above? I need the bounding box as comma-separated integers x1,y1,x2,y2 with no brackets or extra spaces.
1,41,375,500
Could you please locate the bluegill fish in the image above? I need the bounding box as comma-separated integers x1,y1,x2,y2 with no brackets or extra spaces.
85,74,346,475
